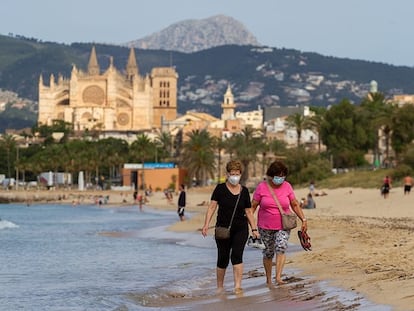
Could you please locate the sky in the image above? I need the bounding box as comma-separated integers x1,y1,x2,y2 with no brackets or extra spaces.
2,0,414,67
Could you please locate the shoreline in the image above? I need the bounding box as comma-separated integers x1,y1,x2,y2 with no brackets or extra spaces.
166,186,414,311
2,186,413,310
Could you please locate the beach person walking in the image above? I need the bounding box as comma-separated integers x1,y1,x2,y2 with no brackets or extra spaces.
403,175,413,195
133,191,138,203
381,175,391,199
251,160,308,285
201,160,259,294
177,184,186,221
137,192,144,211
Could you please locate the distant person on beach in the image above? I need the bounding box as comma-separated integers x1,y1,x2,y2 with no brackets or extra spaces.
309,180,315,194
137,192,144,211
133,191,138,203
251,160,308,285
403,175,413,195
177,184,186,221
381,175,391,199
201,160,259,294
302,193,316,209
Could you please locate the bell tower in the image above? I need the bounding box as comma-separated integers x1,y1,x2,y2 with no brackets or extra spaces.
221,84,236,120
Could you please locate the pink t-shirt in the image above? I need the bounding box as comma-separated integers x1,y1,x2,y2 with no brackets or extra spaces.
253,180,296,230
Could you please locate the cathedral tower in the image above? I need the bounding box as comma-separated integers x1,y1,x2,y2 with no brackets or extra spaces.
151,67,179,128
221,84,236,120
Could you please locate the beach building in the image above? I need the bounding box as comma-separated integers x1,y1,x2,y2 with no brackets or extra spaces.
121,163,186,192
265,105,321,150
161,84,256,141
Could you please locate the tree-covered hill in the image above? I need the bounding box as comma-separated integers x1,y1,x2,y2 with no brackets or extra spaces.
2,34,414,132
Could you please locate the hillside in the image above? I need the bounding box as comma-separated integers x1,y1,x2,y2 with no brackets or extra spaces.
2,35,414,132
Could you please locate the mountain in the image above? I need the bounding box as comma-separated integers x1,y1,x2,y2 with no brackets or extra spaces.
2,32,414,132
125,15,261,53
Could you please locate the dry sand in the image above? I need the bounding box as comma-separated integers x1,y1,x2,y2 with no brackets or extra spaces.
2,186,413,310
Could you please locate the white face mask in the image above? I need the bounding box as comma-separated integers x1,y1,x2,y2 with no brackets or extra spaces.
228,175,241,185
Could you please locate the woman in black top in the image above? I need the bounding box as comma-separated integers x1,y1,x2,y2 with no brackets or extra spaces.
202,160,259,294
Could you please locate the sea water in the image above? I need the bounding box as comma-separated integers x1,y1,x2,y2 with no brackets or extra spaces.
0,202,392,311
1,202,217,310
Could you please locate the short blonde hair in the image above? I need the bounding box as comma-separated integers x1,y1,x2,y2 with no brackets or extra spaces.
226,160,243,173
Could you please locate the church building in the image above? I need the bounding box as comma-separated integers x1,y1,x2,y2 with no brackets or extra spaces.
38,46,178,133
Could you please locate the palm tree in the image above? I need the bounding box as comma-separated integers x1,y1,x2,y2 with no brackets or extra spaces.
100,138,129,183
155,131,174,162
0,134,16,178
224,126,262,185
213,136,226,183
308,107,326,153
130,134,156,190
360,92,395,167
181,129,216,186
286,113,310,147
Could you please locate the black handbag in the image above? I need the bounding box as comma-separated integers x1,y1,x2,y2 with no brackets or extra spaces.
214,226,231,239
215,191,241,239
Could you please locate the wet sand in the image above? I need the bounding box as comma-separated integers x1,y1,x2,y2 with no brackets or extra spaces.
164,186,414,311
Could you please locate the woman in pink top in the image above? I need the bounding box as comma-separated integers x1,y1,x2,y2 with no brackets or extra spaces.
251,160,307,285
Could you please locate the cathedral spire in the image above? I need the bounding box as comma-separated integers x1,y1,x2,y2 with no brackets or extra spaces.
87,46,100,75
126,47,139,79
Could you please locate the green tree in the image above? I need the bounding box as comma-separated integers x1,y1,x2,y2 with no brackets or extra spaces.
308,107,327,153
224,126,263,185
391,104,414,161
213,136,226,183
320,99,370,168
155,131,174,162
286,112,312,147
181,129,216,186
0,134,17,178
130,134,156,190
32,120,73,145
360,92,395,166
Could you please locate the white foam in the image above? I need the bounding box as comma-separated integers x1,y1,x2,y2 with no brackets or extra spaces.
0,219,19,230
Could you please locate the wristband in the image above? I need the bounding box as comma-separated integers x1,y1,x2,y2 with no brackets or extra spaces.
252,229,258,232
302,219,307,222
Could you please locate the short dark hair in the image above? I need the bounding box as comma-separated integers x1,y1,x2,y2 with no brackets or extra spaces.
266,160,288,177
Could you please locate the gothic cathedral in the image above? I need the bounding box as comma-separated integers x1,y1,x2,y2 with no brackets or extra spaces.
38,46,178,132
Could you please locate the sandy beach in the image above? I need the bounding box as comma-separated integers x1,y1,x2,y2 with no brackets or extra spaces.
1,185,413,310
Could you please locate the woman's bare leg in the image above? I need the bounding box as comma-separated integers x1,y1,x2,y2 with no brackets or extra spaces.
216,267,226,292
275,253,286,284
233,263,243,291
263,257,273,284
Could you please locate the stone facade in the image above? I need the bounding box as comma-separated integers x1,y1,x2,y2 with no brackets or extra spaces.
38,46,178,132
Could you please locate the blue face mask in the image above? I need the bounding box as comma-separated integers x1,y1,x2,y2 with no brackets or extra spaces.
272,176,285,185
